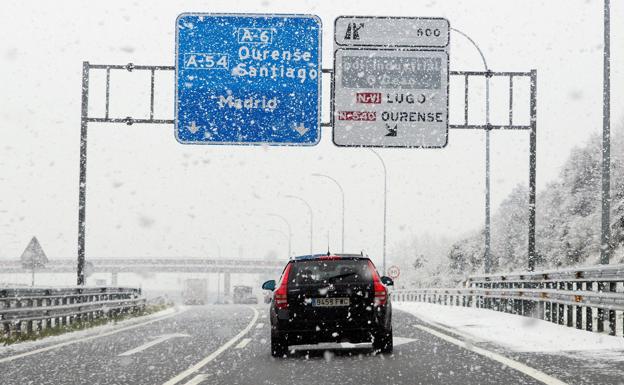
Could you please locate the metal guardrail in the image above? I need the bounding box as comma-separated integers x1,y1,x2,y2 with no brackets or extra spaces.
0,286,145,338
391,264,624,338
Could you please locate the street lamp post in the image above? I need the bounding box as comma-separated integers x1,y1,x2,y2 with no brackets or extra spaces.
598,0,612,335
267,213,292,258
368,149,387,275
600,0,611,265
312,173,345,253
451,27,493,274
285,195,314,255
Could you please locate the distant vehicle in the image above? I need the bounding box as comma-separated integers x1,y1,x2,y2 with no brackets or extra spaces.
233,285,257,304
182,279,208,305
262,253,394,357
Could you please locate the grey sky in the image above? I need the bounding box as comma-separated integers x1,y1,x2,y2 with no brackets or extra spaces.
0,0,622,269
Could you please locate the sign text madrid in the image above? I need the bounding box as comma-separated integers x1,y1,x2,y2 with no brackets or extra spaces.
175,14,322,145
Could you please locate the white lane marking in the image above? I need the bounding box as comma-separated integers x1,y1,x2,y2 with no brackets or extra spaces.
0,308,186,364
181,374,209,385
235,338,252,349
162,306,259,385
118,333,190,356
393,336,417,347
418,321,484,345
415,325,568,385
261,313,267,318
255,323,264,329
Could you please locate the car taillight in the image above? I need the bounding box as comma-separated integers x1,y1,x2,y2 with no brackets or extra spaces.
367,260,387,306
374,281,387,306
274,263,292,310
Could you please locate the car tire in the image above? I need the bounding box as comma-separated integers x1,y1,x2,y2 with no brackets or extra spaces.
271,331,288,358
373,328,393,354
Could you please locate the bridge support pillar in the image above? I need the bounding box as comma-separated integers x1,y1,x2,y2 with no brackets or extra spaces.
224,272,231,297
111,271,118,286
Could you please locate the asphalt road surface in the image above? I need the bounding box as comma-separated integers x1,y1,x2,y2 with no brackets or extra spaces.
0,305,621,385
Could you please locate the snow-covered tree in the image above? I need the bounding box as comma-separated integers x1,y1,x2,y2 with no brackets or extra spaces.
447,121,624,273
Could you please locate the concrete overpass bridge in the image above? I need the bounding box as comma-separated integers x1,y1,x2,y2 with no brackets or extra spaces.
0,258,285,274
0,258,286,293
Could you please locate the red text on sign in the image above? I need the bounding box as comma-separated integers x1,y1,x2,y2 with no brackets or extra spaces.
337,111,377,121
355,92,382,104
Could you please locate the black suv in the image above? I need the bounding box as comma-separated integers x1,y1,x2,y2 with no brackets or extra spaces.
262,254,393,357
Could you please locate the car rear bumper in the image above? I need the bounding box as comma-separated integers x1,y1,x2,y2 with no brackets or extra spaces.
272,305,391,345
277,326,377,345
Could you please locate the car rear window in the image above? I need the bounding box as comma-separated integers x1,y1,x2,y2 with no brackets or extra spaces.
289,259,373,286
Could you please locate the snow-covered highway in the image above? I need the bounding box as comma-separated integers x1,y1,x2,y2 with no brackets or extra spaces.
1,304,622,385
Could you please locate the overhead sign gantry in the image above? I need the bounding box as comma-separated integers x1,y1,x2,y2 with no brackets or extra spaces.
76,13,538,285
175,14,322,145
332,16,450,148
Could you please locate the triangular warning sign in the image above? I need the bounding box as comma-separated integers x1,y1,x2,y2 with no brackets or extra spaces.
20,236,49,268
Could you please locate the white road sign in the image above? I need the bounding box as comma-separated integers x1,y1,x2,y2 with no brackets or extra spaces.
20,236,48,268
334,16,449,48
387,265,400,279
332,16,450,148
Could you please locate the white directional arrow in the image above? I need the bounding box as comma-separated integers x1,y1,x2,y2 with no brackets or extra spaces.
118,333,190,356
393,336,417,347
188,121,199,134
293,122,309,136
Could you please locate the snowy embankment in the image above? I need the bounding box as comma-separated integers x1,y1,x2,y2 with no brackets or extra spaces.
395,302,624,356
0,305,182,356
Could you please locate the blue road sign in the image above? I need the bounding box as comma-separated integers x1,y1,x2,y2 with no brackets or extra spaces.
175,14,322,145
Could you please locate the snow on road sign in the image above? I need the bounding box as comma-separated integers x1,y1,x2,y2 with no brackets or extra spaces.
332,16,450,148
175,14,322,145
334,17,449,48
20,236,48,268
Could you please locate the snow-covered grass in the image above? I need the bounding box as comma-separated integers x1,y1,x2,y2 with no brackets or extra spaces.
0,303,173,346
0,305,181,355
395,302,624,357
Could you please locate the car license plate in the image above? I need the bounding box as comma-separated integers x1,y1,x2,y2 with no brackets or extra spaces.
313,297,350,307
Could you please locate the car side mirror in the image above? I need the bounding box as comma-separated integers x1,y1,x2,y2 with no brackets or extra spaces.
262,280,276,291
380,276,394,286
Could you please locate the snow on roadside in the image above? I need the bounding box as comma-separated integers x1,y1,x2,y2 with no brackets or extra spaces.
395,302,624,356
0,305,182,355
